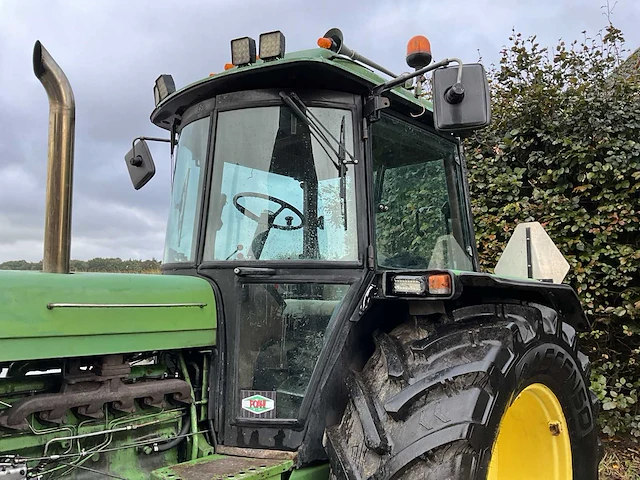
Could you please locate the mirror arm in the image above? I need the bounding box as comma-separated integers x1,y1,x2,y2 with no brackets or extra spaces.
131,136,171,165
372,57,463,95
132,136,171,152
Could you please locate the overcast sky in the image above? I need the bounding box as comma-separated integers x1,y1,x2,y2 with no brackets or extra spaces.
0,0,638,263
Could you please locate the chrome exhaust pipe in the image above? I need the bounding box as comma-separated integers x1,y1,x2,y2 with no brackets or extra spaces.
33,41,75,274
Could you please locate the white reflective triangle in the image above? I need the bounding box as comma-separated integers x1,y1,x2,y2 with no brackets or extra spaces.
494,222,569,284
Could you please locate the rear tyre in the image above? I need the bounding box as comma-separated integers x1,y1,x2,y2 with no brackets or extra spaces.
324,304,600,479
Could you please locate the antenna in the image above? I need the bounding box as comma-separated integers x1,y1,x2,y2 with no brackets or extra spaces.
318,28,398,78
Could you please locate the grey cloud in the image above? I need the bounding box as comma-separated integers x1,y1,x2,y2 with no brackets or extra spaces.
1,0,638,262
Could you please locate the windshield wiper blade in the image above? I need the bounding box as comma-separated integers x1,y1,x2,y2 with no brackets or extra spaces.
339,116,347,231
176,171,191,247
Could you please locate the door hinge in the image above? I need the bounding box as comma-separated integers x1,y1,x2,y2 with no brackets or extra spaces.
367,245,375,270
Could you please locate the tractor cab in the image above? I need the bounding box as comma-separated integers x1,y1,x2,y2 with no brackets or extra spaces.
126,28,490,455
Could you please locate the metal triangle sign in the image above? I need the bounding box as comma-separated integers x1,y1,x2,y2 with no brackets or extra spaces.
494,222,569,284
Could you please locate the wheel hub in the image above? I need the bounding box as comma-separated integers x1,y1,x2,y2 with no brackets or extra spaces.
487,382,572,479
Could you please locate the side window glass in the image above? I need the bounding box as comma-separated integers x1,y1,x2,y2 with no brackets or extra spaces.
372,114,473,270
163,118,209,263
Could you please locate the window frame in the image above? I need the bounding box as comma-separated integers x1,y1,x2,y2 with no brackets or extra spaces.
198,89,368,270
203,104,359,263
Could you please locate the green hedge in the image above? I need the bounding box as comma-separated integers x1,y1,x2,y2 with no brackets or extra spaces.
0,258,161,273
465,25,640,435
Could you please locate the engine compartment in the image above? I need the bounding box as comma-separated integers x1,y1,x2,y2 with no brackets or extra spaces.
0,350,212,479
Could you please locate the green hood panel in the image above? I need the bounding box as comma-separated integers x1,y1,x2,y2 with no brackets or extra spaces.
0,271,216,361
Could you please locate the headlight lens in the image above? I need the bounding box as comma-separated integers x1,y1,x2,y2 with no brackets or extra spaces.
389,273,454,297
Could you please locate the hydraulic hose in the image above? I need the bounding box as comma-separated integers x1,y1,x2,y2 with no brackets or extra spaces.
154,415,190,453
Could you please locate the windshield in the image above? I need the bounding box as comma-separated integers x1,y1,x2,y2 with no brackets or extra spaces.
372,113,473,271
163,117,209,263
203,105,357,262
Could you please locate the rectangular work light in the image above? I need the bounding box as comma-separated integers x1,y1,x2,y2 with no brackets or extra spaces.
231,36,257,66
392,275,427,295
153,74,176,107
259,31,286,60
389,272,454,297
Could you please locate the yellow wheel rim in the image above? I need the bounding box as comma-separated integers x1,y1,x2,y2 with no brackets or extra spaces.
487,383,572,479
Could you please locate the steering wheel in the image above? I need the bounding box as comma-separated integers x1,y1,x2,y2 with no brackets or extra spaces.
233,192,304,231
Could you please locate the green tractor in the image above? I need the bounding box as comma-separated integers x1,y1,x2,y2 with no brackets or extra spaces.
0,28,600,479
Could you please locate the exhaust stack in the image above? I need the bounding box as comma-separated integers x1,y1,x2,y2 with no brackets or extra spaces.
33,41,75,274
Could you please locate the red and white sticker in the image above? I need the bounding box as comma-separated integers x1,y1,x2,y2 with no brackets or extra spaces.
241,391,275,417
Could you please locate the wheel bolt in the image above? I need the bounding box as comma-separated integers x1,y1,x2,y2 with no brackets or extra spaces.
549,422,561,436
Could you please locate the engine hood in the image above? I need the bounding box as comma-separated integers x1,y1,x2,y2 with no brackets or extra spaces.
0,271,216,361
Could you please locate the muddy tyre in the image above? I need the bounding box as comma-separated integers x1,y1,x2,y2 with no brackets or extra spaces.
324,304,600,479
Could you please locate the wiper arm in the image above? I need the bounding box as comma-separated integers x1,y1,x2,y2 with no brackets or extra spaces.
289,92,358,165
280,91,352,231
338,116,347,231
279,92,341,171
279,92,359,169
176,170,191,247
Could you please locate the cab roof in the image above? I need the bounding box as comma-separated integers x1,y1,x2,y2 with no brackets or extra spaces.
151,47,434,130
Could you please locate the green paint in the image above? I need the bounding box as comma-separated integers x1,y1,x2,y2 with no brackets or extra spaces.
151,455,294,480
195,433,215,457
177,351,199,460
0,409,183,478
289,463,330,480
0,376,56,396
158,47,432,114
0,271,216,361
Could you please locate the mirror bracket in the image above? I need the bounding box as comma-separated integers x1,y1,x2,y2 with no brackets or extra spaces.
364,95,391,122
170,120,178,156
131,136,171,153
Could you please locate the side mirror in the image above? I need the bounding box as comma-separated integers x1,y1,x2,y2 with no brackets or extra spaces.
124,139,156,190
432,63,491,135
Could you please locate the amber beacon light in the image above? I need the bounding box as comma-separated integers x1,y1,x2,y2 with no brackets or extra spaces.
406,35,432,69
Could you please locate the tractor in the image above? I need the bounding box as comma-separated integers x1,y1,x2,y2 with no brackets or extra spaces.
0,28,600,479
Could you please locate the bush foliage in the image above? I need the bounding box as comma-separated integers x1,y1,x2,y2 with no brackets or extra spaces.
466,24,640,435
0,258,161,274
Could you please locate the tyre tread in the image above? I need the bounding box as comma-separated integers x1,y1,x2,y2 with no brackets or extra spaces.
327,303,599,479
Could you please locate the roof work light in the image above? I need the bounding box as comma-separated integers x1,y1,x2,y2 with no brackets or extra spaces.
230,37,257,66
153,75,176,107
259,31,286,60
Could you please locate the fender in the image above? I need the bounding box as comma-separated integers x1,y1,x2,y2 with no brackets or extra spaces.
454,271,590,331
